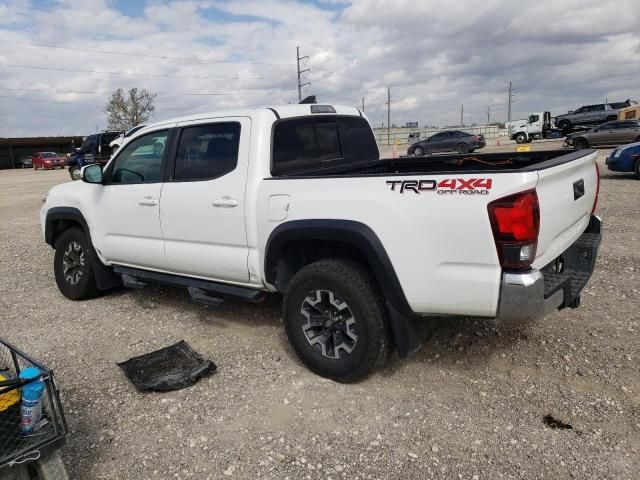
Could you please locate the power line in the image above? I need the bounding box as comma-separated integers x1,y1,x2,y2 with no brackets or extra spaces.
0,63,271,80
0,94,101,107
0,87,264,96
0,39,292,67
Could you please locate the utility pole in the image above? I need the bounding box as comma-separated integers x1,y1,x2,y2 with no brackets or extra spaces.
507,81,514,123
460,103,464,127
386,87,391,146
487,106,490,124
362,96,365,112
296,46,310,102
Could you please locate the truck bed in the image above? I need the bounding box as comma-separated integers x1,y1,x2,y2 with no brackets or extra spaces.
274,149,590,177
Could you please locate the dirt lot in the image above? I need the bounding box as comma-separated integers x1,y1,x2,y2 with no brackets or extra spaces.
1,146,638,479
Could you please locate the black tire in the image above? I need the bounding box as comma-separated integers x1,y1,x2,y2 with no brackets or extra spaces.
456,143,469,154
68,165,80,181
54,227,99,300
635,159,640,180
283,258,390,383
515,133,527,144
573,137,589,149
6,452,69,480
413,146,424,156
558,120,571,131
31,452,69,480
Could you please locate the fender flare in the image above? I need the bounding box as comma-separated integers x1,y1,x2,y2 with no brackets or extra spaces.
265,220,421,356
45,206,89,247
45,207,121,290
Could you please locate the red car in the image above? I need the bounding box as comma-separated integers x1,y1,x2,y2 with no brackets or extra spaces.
33,152,65,170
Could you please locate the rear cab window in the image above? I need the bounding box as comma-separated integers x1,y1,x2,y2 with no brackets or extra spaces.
173,122,240,181
271,116,378,176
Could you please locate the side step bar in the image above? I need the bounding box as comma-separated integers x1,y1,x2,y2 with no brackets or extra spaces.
113,266,265,305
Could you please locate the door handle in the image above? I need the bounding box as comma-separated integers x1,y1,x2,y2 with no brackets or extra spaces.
138,197,158,206
212,196,239,208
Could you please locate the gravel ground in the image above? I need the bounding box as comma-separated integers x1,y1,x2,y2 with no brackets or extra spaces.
1,146,638,479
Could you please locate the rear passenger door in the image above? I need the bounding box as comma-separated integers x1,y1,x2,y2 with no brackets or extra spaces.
159,118,251,283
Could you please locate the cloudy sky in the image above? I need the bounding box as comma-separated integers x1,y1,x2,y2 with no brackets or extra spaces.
1,0,639,136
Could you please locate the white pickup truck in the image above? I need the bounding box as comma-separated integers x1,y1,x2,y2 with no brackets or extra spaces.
41,103,602,382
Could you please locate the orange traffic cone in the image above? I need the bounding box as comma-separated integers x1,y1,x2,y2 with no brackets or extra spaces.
392,144,398,158
496,138,501,147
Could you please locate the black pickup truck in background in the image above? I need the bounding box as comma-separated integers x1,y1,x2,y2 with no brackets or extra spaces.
67,131,121,179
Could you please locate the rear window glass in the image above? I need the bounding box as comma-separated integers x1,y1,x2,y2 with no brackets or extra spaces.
272,116,378,176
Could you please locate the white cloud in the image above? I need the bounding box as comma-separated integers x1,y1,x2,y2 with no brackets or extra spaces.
0,0,639,136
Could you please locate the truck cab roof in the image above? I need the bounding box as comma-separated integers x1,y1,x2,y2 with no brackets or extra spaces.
141,104,363,131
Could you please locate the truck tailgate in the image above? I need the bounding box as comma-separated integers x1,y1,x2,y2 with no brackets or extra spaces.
533,149,598,269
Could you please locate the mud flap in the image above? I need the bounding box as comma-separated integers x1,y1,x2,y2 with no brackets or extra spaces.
386,303,422,358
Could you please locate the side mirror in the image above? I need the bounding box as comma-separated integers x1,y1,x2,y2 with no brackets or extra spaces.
82,164,103,184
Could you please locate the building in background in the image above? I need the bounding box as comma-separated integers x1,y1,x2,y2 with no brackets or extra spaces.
0,137,83,169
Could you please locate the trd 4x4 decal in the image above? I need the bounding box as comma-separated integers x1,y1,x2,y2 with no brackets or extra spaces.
387,178,493,195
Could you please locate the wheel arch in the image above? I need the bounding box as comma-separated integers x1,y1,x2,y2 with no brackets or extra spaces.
45,207,89,248
45,207,121,290
265,220,411,317
265,220,421,357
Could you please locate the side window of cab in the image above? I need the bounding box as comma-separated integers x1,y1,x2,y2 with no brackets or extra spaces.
105,130,169,185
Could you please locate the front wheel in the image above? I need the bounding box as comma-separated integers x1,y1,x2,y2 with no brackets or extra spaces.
283,259,390,383
54,227,99,300
515,133,527,144
635,159,640,180
68,166,81,181
413,146,424,156
573,137,589,149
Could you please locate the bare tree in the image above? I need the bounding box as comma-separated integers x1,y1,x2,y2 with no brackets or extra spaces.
105,88,157,130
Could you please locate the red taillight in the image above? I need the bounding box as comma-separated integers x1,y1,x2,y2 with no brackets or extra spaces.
488,190,540,269
592,163,600,214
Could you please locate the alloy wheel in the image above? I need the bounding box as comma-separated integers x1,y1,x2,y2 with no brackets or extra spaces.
62,241,85,285
300,289,358,359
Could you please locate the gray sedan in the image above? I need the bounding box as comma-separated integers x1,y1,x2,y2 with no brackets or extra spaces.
567,120,640,149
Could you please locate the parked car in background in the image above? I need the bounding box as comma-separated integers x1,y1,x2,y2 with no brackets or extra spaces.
33,152,65,170
606,142,640,178
555,100,632,131
109,124,148,154
14,155,33,168
566,120,640,149
407,130,485,156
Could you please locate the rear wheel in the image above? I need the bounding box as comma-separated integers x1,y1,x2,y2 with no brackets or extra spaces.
54,227,99,300
515,133,527,144
283,259,390,383
558,120,571,133
456,143,469,154
635,159,640,180
574,137,589,149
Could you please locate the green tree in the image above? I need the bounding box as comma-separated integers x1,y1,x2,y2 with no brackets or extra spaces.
105,87,157,130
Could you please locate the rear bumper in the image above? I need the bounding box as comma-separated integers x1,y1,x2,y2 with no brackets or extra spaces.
497,215,601,322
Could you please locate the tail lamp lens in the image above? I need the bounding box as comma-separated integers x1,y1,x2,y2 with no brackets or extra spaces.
488,190,540,269
592,163,600,214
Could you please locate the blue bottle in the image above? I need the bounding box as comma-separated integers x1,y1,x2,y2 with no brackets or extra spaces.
19,367,45,434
